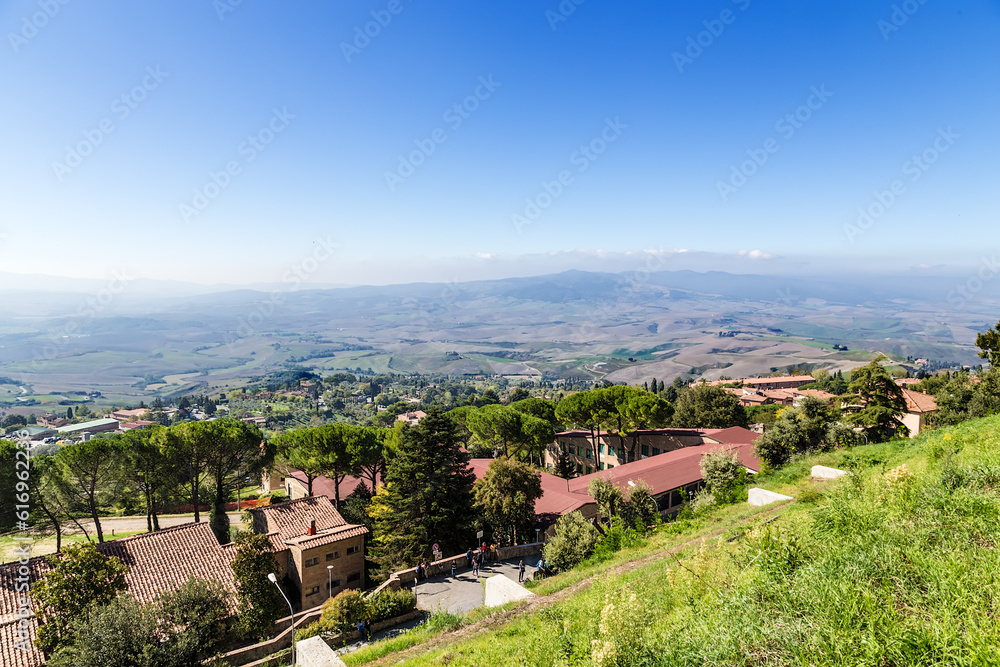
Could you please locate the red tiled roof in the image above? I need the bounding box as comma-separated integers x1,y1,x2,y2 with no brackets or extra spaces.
901,388,938,414
566,441,761,497
0,522,238,667
283,525,369,549
250,496,368,550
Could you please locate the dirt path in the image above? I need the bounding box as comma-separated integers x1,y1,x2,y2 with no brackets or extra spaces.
366,504,791,666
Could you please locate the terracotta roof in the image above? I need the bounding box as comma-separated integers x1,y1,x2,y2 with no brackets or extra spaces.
283,525,368,549
248,495,370,551
901,388,938,414
567,441,761,497
0,522,238,667
794,388,838,400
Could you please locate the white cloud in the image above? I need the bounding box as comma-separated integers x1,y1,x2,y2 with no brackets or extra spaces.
738,249,776,260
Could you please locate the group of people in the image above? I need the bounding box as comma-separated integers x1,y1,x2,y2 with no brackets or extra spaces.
415,558,432,581
355,617,372,641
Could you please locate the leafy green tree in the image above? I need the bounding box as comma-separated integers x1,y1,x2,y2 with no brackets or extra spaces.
182,419,272,543
272,429,326,497
506,387,530,403
0,440,22,532
121,426,180,533
367,409,476,574
46,595,162,667
931,373,977,426
317,423,364,509
352,426,385,495
588,477,625,525
969,370,1000,419
542,511,600,571
671,384,748,429
699,449,748,505
844,358,908,442
51,439,128,543
976,319,1000,368
156,577,233,664
48,578,232,667
339,482,374,533
473,458,542,546
618,388,674,463
34,542,128,655
510,397,558,428
555,389,614,463
230,531,284,640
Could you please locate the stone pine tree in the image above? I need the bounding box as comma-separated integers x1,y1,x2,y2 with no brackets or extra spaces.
368,409,476,575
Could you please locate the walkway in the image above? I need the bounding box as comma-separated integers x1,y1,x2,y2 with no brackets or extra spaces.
413,555,538,615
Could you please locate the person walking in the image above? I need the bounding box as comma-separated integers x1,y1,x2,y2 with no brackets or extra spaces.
472,556,479,577
466,548,473,569
518,559,525,583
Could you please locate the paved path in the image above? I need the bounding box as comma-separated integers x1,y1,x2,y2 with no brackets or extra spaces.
413,556,538,615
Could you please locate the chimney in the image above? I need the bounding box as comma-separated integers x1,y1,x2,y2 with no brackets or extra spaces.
307,516,316,536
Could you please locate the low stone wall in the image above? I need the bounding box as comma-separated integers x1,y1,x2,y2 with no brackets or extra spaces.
378,543,544,592
218,607,323,666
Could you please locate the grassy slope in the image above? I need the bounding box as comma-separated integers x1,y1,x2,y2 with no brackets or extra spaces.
348,415,1000,666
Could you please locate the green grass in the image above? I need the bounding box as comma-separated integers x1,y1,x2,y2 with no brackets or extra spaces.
345,416,1000,666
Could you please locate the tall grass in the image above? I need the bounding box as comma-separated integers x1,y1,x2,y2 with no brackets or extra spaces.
368,415,1000,666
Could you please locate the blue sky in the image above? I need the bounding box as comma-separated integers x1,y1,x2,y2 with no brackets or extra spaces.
0,0,997,286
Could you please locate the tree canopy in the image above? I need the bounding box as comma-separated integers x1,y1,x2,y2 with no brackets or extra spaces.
473,458,542,546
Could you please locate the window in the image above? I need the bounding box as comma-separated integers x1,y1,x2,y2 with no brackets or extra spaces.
326,551,339,561
599,444,605,455
641,445,649,456
327,579,341,590
607,464,614,469
586,467,593,475
305,586,320,596
653,447,660,456
576,463,582,473
347,572,361,583
600,463,606,470
585,449,592,459
304,557,320,567
609,446,615,456
346,545,359,555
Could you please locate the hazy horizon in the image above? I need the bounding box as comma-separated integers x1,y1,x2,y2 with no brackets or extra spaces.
2,1,997,286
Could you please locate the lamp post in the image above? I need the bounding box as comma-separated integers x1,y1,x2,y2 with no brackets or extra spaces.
268,572,295,666
327,565,334,600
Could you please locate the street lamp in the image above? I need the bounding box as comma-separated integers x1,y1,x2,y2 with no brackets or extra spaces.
268,572,295,666
327,565,334,600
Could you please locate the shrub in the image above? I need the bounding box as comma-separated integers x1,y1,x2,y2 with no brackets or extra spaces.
543,511,600,571
699,448,747,504
587,523,644,564
320,589,369,634
368,588,416,624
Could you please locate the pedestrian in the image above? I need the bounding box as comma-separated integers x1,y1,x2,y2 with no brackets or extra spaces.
466,548,473,568
518,559,525,583
364,618,372,641
472,557,479,577
451,561,456,578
